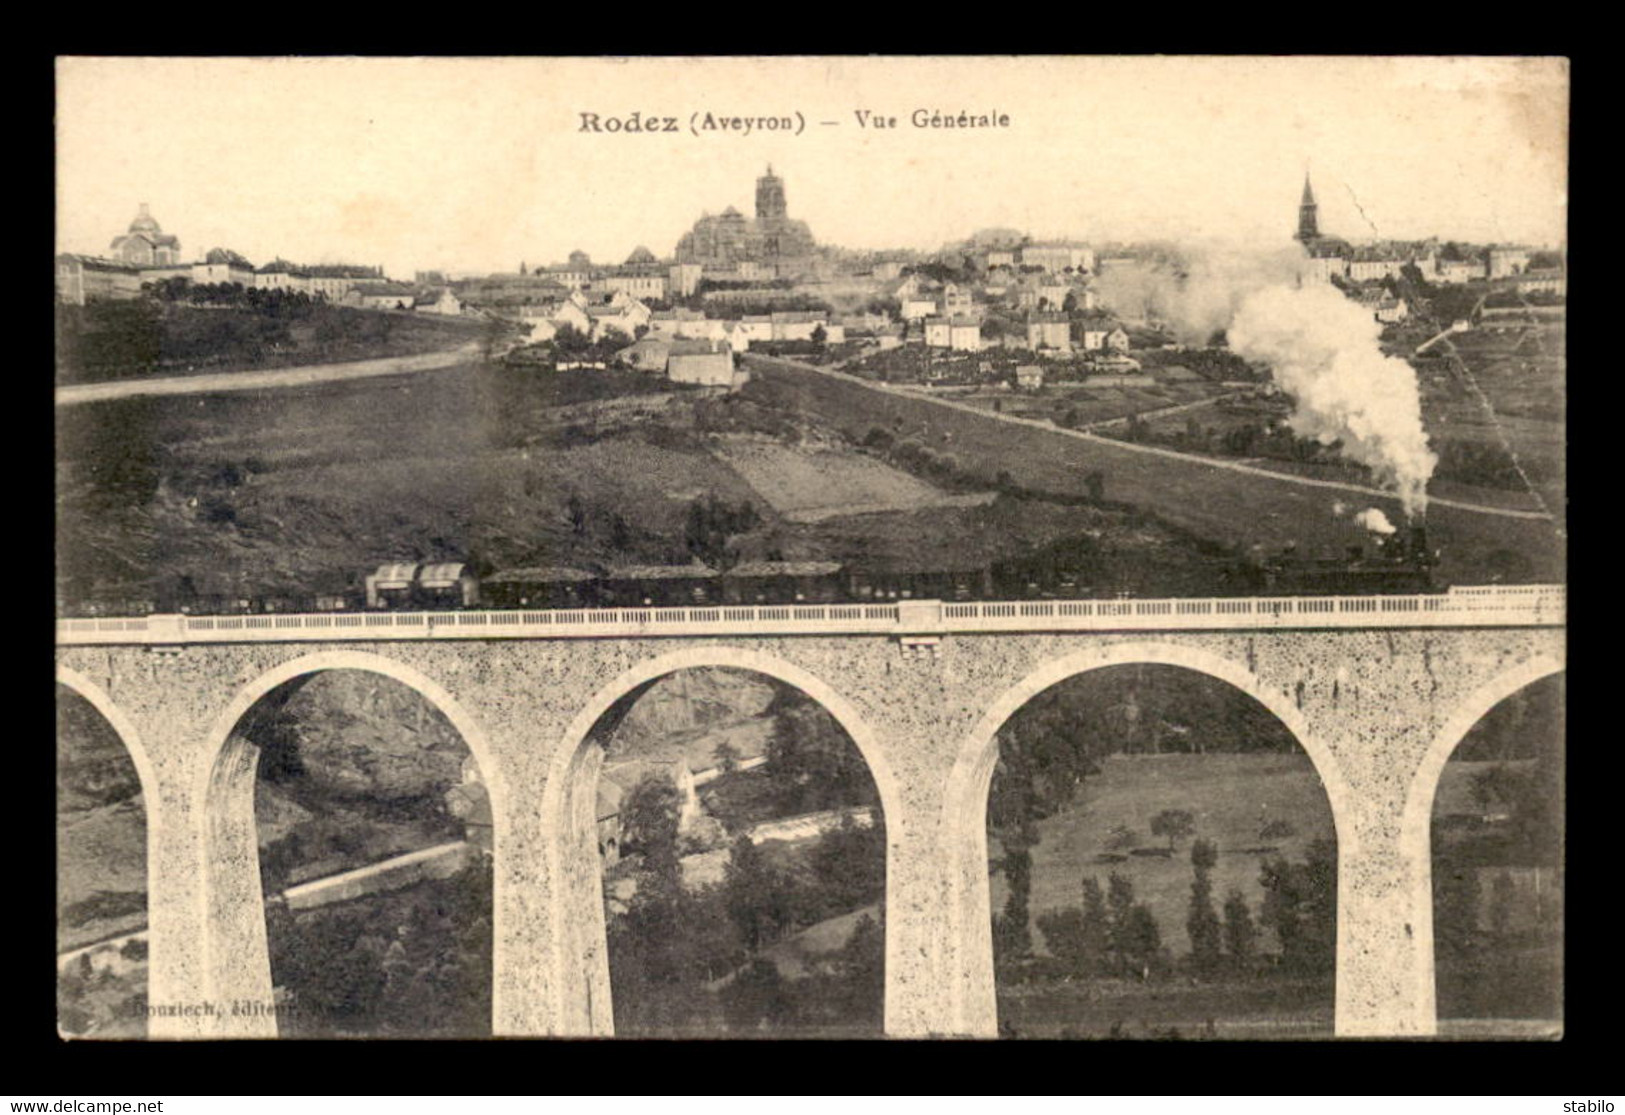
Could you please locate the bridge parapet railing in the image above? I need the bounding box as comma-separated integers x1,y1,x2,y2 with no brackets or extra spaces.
56,586,1564,645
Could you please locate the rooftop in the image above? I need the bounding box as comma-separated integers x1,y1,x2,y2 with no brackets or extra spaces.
483,567,599,584
58,253,138,273
724,561,844,579
606,563,720,580
669,340,728,356
352,281,417,297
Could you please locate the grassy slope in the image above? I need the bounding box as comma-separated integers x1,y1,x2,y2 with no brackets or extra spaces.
991,753,1496,958
54,367,765,597
745,355,1565,584
56,362,1230,602
991,754,1335,957
987,753,1538,1038
56,303,488,386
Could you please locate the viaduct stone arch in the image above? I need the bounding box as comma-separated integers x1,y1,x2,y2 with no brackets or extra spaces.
56,666,159,1026
939,639,1353,1038
57,664,159,813
543,645,903,1036
194,649,507,1038
1397,653,1566,1031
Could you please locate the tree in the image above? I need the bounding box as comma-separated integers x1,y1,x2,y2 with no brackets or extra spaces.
1085,471,1106,502
1187,839,1222,976
723,835,794,952
713,740,741,774
1222,889,1257,966
1122,904,1162,980
621,775,682,878
862,426,895,451
609,861,728,1035
1259,838,1337,975
764,688,876,813
566,493,586,536
808,815,886,915
1078,875,1111,971
552,323,591,355
1036,907,1092,975
281,907,389,1028
825,912,885,1028
995,843,1034,960
721,958,798,1033
1150,808,1196,851
1106,871,1138,974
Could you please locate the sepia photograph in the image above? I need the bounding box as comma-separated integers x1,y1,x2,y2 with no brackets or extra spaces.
54,55,1566,1041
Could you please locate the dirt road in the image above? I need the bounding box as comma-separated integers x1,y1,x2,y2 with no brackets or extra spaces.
55,343,484,406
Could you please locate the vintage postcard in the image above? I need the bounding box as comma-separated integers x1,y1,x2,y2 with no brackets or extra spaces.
55,55,1565,1040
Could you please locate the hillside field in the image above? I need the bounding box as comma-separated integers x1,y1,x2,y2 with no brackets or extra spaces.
56,361,1234,605
990,752,1498,958
715,438,994,521
744,355,1565,585
56,301,490,386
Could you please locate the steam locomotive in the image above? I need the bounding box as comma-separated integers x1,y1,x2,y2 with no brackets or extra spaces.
59,526,1439,618
1241,523,1437,596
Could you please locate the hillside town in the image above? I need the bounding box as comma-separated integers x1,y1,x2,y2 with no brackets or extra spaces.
56,167,1567,397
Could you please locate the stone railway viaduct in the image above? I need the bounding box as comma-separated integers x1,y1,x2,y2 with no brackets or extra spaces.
55,589,1565,1039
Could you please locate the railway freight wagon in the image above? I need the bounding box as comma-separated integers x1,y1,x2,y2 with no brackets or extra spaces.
596,562,720,607
991,534,1108,599
481,567,598,609
364,562,480,609
844,560,994,602
720,560,846,605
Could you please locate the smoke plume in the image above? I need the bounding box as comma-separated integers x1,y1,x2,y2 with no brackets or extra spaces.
1095,242,1437,515
1227,283,1436,516
1092,242,1303,345
1354,507,1397,535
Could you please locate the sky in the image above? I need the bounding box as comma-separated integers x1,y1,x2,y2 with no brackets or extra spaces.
57,56,1569,279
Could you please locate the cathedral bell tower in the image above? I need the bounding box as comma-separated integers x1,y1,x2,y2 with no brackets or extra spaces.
755,165,787,223
1296,173,1320,243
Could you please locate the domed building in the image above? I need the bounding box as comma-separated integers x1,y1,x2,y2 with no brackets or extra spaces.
674,166,817,277
108,204,182,267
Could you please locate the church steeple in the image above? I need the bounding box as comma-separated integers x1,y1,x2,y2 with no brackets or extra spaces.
1296,172,1320,243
